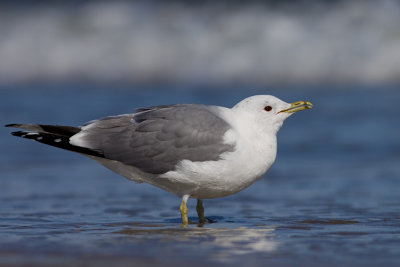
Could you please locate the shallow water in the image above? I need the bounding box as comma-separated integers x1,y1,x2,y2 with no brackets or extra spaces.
1,85,400,266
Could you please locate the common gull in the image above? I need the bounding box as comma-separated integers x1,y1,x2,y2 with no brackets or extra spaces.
6,95,312,225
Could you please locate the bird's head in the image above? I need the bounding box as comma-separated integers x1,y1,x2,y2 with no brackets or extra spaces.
232,95,313,134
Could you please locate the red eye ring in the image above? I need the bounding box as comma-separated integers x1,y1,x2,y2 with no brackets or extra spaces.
264,106,272,112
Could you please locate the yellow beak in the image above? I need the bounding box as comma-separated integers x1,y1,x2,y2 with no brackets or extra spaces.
278,101,313,114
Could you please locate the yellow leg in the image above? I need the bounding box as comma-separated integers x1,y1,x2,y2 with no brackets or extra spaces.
196,199,205,224
180,195,189,226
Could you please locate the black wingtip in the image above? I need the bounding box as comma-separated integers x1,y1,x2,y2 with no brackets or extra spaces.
10,131,28,137
5,124,17,128
9,130,104,158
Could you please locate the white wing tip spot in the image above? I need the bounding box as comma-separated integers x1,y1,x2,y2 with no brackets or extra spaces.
54,138,62,143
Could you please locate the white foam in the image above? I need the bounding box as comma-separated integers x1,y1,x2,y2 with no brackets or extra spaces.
0,1,399,85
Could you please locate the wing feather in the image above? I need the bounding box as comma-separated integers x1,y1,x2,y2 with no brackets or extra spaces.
71,104,235,174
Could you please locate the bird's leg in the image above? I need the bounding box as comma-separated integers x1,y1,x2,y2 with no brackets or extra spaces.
196,199,205,224
180,194,190,226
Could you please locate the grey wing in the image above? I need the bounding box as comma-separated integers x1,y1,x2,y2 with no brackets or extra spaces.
70,104,235,174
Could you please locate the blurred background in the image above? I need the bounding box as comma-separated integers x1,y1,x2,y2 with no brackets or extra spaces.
1,1,400,266
1,0,400,86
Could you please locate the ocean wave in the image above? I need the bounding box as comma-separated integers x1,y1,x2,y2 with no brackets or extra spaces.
0,1,399,85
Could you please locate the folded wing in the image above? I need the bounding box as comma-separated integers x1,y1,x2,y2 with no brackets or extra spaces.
69,104,235,174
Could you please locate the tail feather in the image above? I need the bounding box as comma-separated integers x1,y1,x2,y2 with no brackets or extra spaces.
6,124,104,158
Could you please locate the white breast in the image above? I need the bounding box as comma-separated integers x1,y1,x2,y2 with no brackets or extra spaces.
157,108,278,199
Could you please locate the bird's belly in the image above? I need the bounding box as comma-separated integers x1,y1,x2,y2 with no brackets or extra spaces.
157,146,276,199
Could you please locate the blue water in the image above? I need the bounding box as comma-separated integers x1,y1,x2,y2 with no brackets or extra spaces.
1,84,400,266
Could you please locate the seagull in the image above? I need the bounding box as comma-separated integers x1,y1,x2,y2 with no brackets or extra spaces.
6,95,312,225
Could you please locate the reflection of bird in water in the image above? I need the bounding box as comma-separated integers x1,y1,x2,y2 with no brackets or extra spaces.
117,226,278,258
6,95,312,225
211,227,277,256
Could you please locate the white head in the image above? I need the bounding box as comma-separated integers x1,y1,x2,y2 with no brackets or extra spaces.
232,95,312,135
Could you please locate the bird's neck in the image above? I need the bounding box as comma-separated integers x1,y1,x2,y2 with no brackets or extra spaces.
232,109,279,136
229,110,278,157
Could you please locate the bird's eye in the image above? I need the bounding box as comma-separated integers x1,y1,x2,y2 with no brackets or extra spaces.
264,106,272,112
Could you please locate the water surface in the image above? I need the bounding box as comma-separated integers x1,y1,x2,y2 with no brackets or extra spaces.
1,85,399,266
